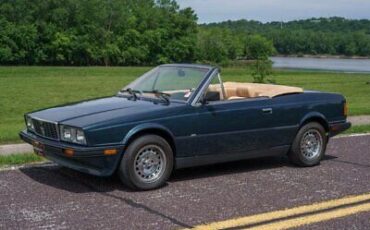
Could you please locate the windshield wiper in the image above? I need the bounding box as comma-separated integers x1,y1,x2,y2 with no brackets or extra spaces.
118,88,141,100
143,90,170,104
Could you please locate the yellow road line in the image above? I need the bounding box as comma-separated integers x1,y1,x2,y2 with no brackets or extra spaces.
245,202,370,230
189,193,370,230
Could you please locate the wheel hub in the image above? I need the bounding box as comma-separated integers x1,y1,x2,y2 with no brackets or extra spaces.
300,129,323,159
134,145,166,183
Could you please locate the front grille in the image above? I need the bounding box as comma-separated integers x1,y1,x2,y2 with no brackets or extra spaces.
32,118,59,140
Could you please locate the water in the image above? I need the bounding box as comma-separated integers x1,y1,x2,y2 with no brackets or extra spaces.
271,57,370,73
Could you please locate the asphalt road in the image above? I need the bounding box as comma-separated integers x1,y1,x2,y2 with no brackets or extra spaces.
1,134,369,230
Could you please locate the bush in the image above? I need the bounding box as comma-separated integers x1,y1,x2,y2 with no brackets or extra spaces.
251,59,275,83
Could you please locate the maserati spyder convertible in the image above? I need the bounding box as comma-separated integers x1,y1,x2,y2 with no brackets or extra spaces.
20,64,351,190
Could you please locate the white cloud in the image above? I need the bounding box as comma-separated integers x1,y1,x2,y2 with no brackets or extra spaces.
177,0,370,23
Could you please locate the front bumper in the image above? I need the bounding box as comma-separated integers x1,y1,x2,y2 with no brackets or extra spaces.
329,122,351,137
19,130,125,176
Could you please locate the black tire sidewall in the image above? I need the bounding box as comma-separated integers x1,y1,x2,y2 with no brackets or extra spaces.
290,122,327,166
119,135,173,190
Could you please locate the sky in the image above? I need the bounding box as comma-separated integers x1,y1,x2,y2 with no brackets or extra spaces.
176,0,370,23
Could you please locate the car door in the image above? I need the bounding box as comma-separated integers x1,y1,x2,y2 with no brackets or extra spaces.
193,98,276,156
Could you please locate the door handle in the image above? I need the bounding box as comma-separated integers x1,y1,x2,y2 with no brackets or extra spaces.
262,108,273,114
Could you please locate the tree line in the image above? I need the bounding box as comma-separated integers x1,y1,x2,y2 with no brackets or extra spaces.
0,0,198,65
204,17,370,58
0,0,369,66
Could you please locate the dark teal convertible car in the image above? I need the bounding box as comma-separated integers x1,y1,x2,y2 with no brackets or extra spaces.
20,64,351,190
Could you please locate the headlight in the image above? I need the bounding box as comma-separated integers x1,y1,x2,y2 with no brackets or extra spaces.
60,125,87,145
25,116,35,131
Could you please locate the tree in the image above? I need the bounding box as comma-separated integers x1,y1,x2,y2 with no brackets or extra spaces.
243,34,275,60
251,59,274,83
203,17,370,57
242,35,275,83
2,1,370,66
196,27,243,63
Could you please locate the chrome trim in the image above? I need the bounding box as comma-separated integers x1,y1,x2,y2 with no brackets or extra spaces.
134,144,167,183
300,129,323,159
27,115,58,125
27,115,60,141
218,73,226,100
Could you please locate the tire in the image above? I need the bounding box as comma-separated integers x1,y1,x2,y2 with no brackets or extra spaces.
118,135,173,190
288,122,327,167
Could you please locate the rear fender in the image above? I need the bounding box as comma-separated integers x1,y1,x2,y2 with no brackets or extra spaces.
299,112,329,132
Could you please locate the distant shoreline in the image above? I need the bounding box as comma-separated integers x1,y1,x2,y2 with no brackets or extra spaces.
271,55,370,73
272,55,370,60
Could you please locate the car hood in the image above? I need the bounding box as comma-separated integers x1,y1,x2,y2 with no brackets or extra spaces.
29,96,181,126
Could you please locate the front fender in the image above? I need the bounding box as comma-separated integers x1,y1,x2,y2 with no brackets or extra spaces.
121,123,175,146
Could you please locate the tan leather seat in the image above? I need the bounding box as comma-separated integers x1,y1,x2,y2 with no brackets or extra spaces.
226,82,303,99
208,84,225,100
224,82,252,99
208,82,303,101
235,87,251,97
228,96,245,100
225,87,238,98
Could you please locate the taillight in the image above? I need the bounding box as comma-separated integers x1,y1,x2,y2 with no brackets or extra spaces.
344,102,348,116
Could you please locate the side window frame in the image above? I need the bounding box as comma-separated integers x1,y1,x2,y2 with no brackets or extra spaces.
195,70,226,105
217,73,226,100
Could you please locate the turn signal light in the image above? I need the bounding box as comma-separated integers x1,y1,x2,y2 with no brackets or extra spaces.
64,148,74,157
344,102,348,116
104,149,118,155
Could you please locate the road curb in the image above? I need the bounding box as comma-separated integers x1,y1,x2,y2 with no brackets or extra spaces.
348,115,370,126
334,133,370,138
0,143,33,155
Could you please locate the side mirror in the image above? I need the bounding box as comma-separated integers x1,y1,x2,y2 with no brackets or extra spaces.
199,96,208,105
198,91,221,106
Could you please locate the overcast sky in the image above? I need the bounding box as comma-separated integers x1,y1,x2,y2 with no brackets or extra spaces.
177,0,370,23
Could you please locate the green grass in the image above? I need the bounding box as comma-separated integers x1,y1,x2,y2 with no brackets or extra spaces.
0,66,149,144
344,125,370,134
0,153,44,167
1,66,370,144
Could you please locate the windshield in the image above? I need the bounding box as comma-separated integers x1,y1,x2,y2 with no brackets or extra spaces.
122,66,210,102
